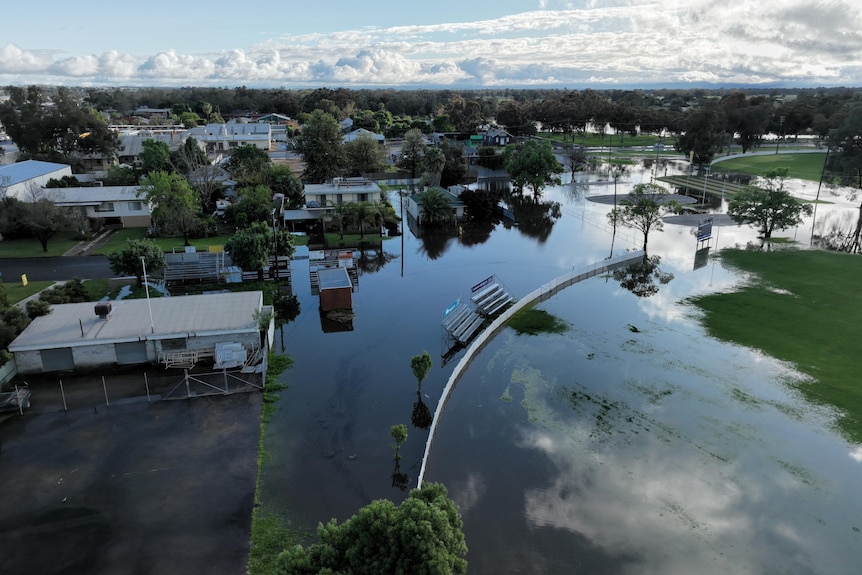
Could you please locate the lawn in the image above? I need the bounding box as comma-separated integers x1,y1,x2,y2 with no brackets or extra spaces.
95,228,309,255
0,232,81,258
711,152,827,182
689,248,862,443
93,228,236,255
1,280,56,303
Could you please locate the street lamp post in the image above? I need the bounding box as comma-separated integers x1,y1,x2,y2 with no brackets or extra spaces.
775,115,785,154
702,165,711,205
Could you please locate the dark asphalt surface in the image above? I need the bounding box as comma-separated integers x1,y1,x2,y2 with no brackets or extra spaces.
0,371,261,575
0,256,114,282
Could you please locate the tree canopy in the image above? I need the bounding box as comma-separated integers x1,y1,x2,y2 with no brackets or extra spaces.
503,140,563,199
138,171,202,245
107,239,166,286
275,482,467,575
295,109,345,183
609,183,680,252
727,168,813,239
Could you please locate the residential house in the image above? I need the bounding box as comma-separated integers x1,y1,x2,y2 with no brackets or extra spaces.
483,128,512,146
343,128,385,144
302,177,384,207
188,123,272,156
406,186,466,224
49,185,151,229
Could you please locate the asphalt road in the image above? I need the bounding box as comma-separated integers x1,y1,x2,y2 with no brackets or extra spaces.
0,256,114,282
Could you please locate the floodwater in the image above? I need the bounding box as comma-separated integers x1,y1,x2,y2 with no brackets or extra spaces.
260,160,862,574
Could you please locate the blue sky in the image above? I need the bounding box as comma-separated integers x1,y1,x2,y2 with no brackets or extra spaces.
2,0,861,88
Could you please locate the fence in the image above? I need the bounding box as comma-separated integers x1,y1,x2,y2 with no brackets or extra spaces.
417,251,645,487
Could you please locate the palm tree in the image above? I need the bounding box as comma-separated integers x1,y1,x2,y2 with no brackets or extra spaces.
351,201,372,239
423,146,446,188
327,200,350,239
368,201,386,236
414,187,454,226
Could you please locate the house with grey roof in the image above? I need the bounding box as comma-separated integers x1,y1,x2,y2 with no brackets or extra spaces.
9,291,269,374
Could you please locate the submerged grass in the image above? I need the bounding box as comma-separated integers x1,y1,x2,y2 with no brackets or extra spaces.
507,302,569,336
689,248,862,443
248,353,296,575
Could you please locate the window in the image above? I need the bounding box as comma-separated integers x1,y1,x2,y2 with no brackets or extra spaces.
96,202,114,212
129,201,143,211
359,193,368,202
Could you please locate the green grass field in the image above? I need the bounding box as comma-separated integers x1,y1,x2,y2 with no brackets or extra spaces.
0,233,81,258
711,152,827,182
93,228,236,255
689,248,862,443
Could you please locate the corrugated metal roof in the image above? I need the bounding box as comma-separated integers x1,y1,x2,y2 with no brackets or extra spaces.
318,267,352,290
9,291,263,352
0,160,70,186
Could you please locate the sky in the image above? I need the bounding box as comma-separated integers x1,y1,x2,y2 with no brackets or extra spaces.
1,0,861,89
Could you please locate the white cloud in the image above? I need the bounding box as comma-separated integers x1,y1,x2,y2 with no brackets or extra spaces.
1,2,861,87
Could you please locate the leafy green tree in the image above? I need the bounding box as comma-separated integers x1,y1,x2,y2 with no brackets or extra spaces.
225,144,271,185
140,139,172,175
101,165,138,186
504,140,563,200
226,185,274,227
727,168,813,239
275,483,467,575
226,223,270,282
107,239,166,286
414,188,454,226
675,105,726,166
295,109,345,183
390,423,408,460
476,146,505,170
138,171,201,245
609,183,680,252
439,138,466,188
37,277,90,303
398,128,427,180
266,164,304,209
178,111,201,128
411,351,432,392
344,133,387,176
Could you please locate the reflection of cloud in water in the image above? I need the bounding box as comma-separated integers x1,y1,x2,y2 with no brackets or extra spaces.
449,471,486,515
521,428,757,575
850,446,862,463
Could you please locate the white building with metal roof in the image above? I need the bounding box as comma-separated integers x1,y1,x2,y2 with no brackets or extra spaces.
0,160,72,199
9,291,267,374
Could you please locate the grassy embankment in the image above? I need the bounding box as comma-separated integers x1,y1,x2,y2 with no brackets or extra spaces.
689,248,862,444
711,152,828,183
247,353,298,575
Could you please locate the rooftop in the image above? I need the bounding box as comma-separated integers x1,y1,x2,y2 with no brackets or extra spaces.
0,160,71,186
9,291,263,352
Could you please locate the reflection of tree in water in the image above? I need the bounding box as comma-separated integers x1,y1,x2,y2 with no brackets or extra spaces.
613,254,674,298
504,191,562,243
356,243,398,275
411,391,433,430
458,220,496,247
391,461,410,491
417,228,458,260
272,290,301,324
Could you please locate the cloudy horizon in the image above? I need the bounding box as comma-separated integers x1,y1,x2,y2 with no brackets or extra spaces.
2,0,861,89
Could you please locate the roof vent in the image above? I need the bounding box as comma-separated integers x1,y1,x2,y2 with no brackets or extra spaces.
95,302,112,319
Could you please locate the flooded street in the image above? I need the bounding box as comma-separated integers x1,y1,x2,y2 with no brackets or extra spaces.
261,160,862,574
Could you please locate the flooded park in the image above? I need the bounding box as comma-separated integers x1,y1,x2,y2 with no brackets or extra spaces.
259,158,862,574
